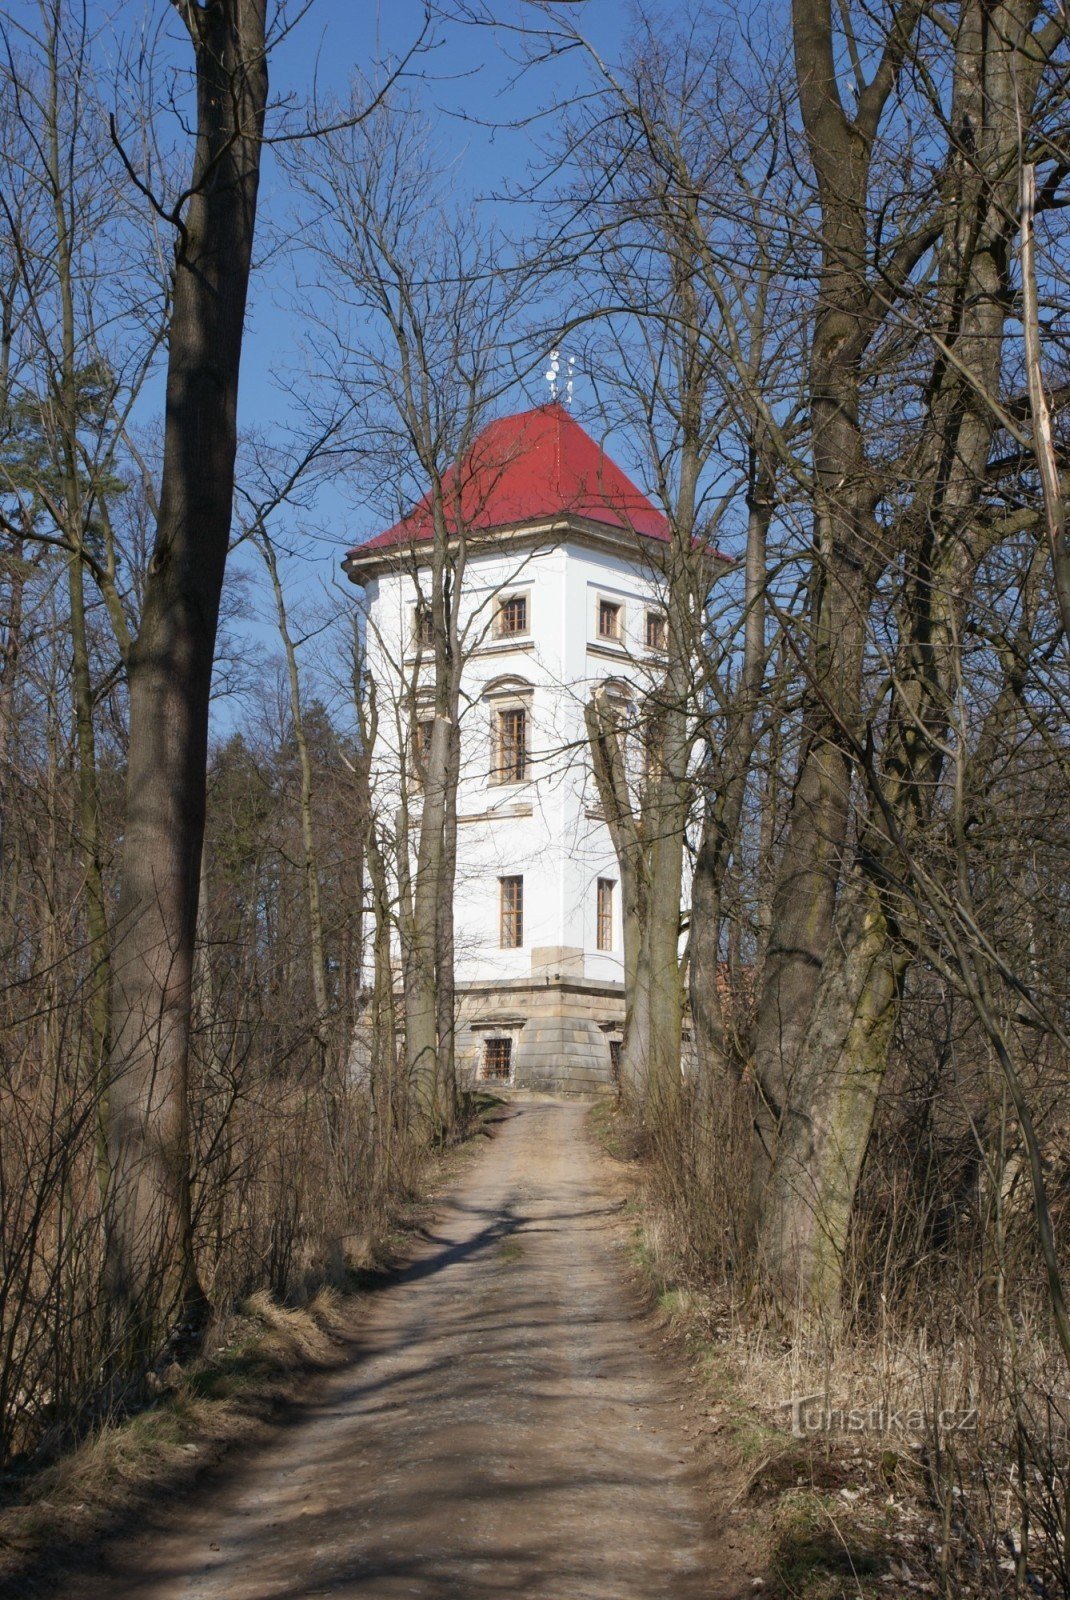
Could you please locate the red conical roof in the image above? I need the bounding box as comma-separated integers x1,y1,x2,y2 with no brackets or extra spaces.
351,402,670,554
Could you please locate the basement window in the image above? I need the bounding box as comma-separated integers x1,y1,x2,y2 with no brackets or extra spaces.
482,1037,513,1082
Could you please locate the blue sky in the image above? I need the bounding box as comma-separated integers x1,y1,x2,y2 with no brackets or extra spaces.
210,1,647,728
6,0,725,733
243,0,639,462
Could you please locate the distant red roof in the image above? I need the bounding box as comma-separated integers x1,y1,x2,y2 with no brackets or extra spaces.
349,403,671,556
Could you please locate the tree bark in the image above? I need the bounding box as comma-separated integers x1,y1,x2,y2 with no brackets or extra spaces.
256,530,331,1075
585,687,649,1100
750,0,903,1223
404,706,456,1132
350,656,400,1178
689,462,771,1084
105,0,268,1360
755,869,908,1313
753,0,1056,1317
1020,161,1070,648
43,63,117,1201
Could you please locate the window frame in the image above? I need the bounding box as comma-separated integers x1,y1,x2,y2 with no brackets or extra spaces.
499,874,524,948
495,590,530,639
645,608,667,651
482,1037,513,1081
411,602,435,649
491,702,529,785
642,710,666,780
596,596,623,642
596,877,615,951
410,715,435,789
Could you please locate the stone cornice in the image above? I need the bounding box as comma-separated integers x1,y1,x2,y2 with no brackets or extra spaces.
343,514,727,586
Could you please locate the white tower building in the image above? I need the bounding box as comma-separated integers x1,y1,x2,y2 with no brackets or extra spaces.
345,401,681,1093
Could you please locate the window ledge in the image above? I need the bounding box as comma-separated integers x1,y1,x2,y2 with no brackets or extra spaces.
586,640,631,662
473,636,536,657
458,803,534,824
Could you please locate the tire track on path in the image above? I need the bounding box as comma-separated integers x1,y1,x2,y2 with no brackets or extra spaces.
79,1098,749,1599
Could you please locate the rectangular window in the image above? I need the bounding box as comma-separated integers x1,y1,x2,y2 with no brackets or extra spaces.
499,875,524,948
494,706,527,783
482,1038,513,1081
497,594,528,636
645,609,667,650
411,717,434,787
643,710,666,779
414,604,435,648
596,878,615,951
597,598,622,640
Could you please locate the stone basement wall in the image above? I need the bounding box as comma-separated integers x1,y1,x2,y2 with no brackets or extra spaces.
456,976,626,1096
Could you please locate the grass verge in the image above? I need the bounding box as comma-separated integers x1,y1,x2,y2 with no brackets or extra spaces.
0,1096,503,1600
588,1097,939,1600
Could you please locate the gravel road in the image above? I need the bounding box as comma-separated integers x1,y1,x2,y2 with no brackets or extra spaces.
84,1098,748,1599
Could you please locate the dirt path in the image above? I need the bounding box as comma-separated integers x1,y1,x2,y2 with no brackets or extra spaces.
79,1099,750,1600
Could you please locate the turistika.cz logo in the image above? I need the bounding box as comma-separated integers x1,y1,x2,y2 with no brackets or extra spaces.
780,1395,979,1438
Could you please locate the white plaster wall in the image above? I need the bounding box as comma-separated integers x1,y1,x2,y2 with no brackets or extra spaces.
359,533,675,988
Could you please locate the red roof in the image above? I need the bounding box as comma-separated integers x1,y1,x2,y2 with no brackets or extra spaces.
350,402,670,555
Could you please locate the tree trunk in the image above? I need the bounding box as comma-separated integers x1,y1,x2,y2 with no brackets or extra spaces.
67,544,110,1189
105,0,268,1361
1020,161,1070,648
352,656,401,1169
433,713,460,1124
366,817,399,1169
644,794,686,1121
257,531,331,1074
585,687,649,1100
752,0,1055,1317
755,869,908,1313
689,466,770,1084
45,14,112,1191
0,537,26,876
404,709,453,1132
748,0,919,1255
585,677,690,1116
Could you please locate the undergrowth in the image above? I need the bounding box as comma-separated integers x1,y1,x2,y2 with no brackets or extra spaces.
0,1094,497,1600
590,1094,1066,1600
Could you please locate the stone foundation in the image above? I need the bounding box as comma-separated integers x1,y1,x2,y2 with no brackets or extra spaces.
457,972,625,1096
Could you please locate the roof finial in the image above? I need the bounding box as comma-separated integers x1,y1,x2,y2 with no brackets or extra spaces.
544,346,577,409
544,347,561,403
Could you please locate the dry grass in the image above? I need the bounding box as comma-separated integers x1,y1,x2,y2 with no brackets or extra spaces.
590,1096,1070,1600
0,1105,490,1600
0,1290,338,1599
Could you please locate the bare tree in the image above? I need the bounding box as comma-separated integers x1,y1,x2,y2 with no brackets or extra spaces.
104,0,270,1358
751,0,1070,1315
539,15,802,1114
0,4,165,1190
290,90,526,1136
